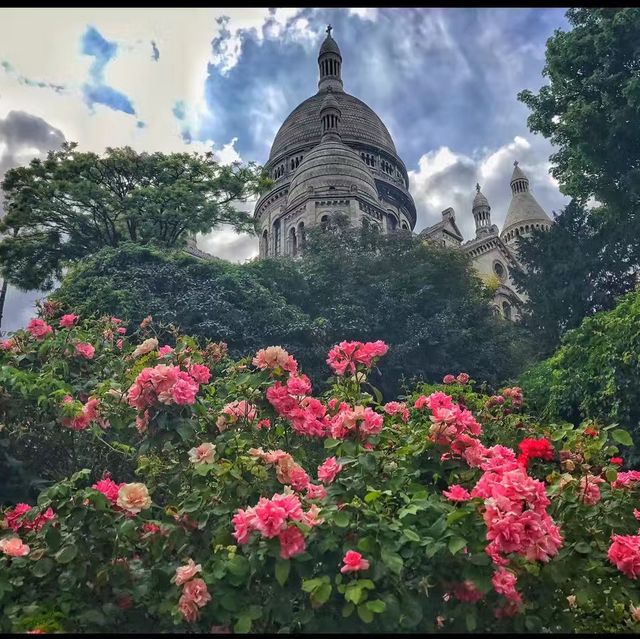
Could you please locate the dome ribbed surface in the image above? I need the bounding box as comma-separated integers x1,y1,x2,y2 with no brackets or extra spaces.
287,139,379,206
319,34,341,56
501,192,552,234
473,190,489,209
269,91,397,161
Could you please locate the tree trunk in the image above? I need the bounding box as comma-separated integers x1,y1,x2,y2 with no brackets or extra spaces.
0,277,8,332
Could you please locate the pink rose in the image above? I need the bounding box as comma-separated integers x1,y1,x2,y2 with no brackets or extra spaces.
341,550,370,574
188,364,211,384
178,594,200,622
26,318,53,340
175,558,202,586
59,313,79,328
0,536,30,557
75,342,95,359
158,345,173,356
278,525,306,559
317,456,343,485
182,577,212,607
456,372,470,384
443,484,472,502
188,443,216,465
442,374,456,384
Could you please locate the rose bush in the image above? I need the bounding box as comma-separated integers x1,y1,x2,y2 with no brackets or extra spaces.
1,311,640,633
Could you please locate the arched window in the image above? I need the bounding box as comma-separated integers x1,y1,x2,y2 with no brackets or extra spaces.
320,214,329,229
386,212,398,232
273,219,281,256
261,229,269,257
401,222,409,230
288,227,297,257
297,221,305,252
502,301,512,321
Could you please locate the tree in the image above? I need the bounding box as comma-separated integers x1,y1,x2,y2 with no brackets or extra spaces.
52,226,534,399
515,8,640,348
52,242,315,361
0,143,270,291
511,200,637,356
518,9,640,223
520,287,640,464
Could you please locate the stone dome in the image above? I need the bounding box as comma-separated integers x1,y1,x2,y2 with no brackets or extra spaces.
269,91,398,161
501,162,552,238
319,33,341,56
473,187,489,209
287,138,380,207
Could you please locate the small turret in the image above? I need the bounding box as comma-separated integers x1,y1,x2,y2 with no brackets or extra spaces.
318,25,343,92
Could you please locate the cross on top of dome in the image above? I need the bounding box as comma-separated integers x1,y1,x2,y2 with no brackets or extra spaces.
326,24,332,35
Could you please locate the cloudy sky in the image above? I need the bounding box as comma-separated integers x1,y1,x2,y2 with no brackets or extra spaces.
0,7,571,331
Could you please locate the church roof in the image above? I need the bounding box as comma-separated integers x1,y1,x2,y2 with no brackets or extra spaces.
473,183,489,209
501,162,553,235
286,138,380,207
319,32,341,56
269,91,398,161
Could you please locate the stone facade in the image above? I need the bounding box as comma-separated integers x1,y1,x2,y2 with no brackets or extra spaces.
254,27,554,320
421,164,553,320
254,26,417,258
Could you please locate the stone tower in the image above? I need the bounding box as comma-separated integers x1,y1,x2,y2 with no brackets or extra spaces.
254,26,417,257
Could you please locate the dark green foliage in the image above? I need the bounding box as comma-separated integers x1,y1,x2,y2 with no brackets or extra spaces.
512,201,636,357
53,226,533,398
515,9,640,351
0,143,269,291
521,288,640,462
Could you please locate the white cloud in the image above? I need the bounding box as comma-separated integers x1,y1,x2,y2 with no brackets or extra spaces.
409,134,570,240
347,8,379,22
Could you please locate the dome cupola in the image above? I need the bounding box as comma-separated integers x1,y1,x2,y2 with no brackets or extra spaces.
501,161,553,245
318,25,343,93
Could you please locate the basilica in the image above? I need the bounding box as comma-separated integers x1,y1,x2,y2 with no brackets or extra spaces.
253,27,554,319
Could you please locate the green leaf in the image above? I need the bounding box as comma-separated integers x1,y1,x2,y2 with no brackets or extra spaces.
345,584,364,604
466,609,477,631
605,468,618,483
333,511,350,527
402,529,421,543
357,603,374,623
228,554,250,577
275,559,290,587
31,557,54,577
612,429,633,446
54,545,78,564
448,536,467,555
302,578,322,593
446,508,471,525
342,602,355,618
364,490,382,503
324,438,341,449
381,548,403,575
312,582,332,605
574,541,592,554
366,599,386,613
234,615,252,634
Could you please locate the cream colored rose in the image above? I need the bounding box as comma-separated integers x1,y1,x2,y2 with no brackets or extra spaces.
631,604,640,623
132,338,159,359
117,483,151,513
188,443,216,465
566,595,577,609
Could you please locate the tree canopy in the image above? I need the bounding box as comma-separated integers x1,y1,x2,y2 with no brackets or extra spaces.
511,201,637,356
52,224,533,398
520,287,640,464
0,143,270,291
515,8,640,349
